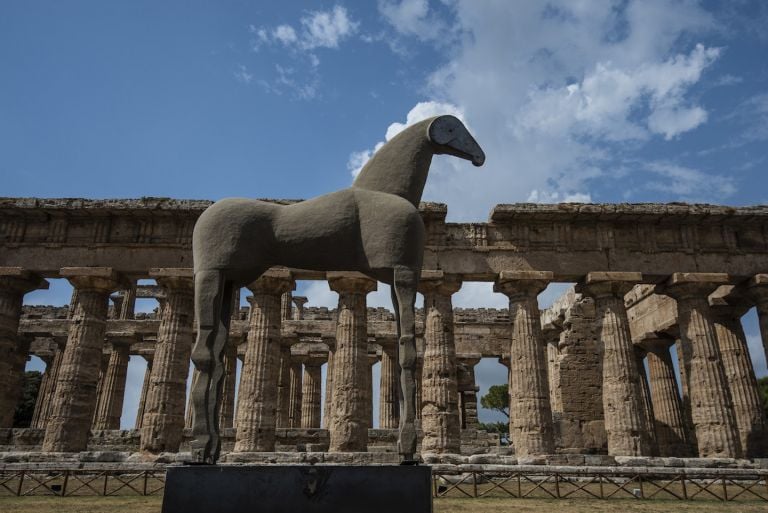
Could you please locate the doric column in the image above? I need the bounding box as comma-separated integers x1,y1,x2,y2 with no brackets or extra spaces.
288,358,303,428
542,324,563,414
301,358,323,428
134,354,153,429
217,336,238,431
119,284,136,319
378,339,399,429
745,274,768,364
43,267,124,452
323,346,334,429
139,268,194,453
457,357,480,429
365,354,377,430
292,296,308,320
92,339,131,430
675,339,697,448
634,346,658,456
495,271,555,456
415,355,423,421
418,272,461,453
234,270,293,452
661,272,740,458
185,368,198,430
327,272,376,452
642,337,690,456
92,352,111,427
275,343,292,427
31,354,54,428
0,268,48,428
711,305,768,458
577,272,653,456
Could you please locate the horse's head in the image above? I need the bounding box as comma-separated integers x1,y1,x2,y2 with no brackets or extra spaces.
427,115,486,167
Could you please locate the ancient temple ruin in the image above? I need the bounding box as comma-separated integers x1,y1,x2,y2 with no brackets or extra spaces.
1,198,767,464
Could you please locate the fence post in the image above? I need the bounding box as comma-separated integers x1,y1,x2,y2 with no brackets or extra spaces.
554,473,560,498
16,470,24,496
472,472,478,498
62,470,69,496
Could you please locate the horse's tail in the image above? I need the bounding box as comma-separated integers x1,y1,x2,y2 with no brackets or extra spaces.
189,269,232,463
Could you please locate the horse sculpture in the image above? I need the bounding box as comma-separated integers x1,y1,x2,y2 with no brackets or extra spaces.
190,115,485,464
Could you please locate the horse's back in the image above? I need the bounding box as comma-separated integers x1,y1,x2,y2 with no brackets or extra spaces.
193,198,280,273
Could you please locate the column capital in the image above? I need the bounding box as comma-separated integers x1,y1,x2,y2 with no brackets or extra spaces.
291,296,308,320
0,267,48,294
576,271,642,298
660,272,730,300
105,333,138,348
418,270,462,296
149,268,194,292
457,354,481,367
61,267,127,293
327,272,376,294
247,269,295,295
494,270,553,298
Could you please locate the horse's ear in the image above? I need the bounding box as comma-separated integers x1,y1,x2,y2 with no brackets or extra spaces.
428,115,463,145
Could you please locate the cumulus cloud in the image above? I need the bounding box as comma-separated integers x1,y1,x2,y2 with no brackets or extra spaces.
365,1,728,220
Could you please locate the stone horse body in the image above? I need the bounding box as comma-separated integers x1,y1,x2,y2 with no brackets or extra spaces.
190,115,485,463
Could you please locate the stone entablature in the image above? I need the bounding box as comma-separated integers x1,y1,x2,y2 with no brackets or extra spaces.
5,198,768,280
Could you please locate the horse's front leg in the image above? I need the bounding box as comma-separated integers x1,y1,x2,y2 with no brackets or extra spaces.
393,266,418,462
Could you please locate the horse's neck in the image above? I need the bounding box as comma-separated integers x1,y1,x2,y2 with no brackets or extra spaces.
352,124,433,207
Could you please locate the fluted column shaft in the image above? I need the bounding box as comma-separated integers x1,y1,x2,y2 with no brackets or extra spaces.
275,344,292,427
663,273,740,458
0,268,47,428
457,359,480,429
419,274,461,454
140,270,194,453
301,361,322,428
645,339,689,456
496,272,554,456
134,355,153,429
31,354,55,428
379,340,399,429
635,346,658,455
288,359,303,428
43,267,123,452
234,272,293,452
327,273,376,452
578,273,653,456
323,349,334,429
217,338,238,430
712,308,767,458
92,343,130,430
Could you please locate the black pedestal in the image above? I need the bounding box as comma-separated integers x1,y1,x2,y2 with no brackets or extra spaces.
162,464,432,513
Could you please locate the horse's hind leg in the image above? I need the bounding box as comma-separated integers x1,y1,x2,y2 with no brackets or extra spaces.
392,266,418,461
190,269,232,464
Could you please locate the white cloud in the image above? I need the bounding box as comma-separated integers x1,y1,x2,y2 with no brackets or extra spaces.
366,1,727,220
643,161,737,200
254,5,358,52
273,24,298,45
300,5,358,49
378,0,450,42
234,64,254,84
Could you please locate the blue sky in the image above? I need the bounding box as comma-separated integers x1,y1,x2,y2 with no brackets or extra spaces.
5,1,768,427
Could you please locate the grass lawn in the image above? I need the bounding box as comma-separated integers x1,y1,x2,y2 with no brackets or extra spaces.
1,496,767,512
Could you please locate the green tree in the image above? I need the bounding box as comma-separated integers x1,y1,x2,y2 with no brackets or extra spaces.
13,370,42,428
758,376,768,418
480,384,509,418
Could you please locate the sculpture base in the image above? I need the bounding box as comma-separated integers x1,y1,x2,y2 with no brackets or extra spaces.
162,464,432,513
